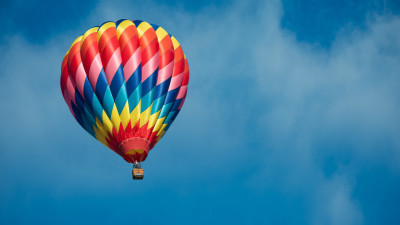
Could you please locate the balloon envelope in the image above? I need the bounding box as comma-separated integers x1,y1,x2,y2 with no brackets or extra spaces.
60,20,189,163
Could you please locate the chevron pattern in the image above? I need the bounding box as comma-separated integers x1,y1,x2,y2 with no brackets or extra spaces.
60,20,189,163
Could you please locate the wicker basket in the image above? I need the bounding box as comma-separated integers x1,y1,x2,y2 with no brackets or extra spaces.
132,168,144,180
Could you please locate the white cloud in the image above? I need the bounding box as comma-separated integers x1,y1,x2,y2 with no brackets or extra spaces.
312,175,363,225
249,2,400,224
0,0,399,223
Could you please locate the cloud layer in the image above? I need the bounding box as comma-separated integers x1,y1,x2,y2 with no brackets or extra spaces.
0,0,399,224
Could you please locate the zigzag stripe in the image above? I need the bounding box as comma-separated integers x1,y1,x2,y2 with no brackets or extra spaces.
146,27,175,135
61,58,109,145
81,29,113,114
60,20,189,163
151,35,184,136
116,20,142,117
80,26,120,134
156,53,189,140
97,22,131,131
69,35,112,135
67,36,113,137
136,21,159,130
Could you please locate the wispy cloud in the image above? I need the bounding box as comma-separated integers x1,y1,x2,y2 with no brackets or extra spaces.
0,0,399,224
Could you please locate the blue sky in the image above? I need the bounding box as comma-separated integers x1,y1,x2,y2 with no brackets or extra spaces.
1,0,400,224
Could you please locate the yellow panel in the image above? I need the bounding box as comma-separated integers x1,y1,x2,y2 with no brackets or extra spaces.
94,129,105,143
101,111,114,133
99,139,109,148
120,102,131,129
156,130,166,142
97,22,115,42
110,104,121,132
171,36,181,50
96,134,109,147
94,117,107,136
147,111,160,130
81,27,98,44
136,22,151,37
157,124,167,136
155,27,168,41
92,124,108,146
116,20,134,39
152,117,166,132
70,36,82,50
139,103,152,127
126,149,145,155
130,101,141,128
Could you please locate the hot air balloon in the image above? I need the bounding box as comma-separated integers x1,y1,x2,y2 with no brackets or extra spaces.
60,20,189,179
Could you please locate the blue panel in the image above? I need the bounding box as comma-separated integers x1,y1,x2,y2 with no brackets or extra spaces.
140,89,154,112
92,97,104,121
163,111,176,125
133,20,143,26
151,24,160,31
126,65,141,96
154,77,171,99
71,102,83,126
115,84,128,114
141,69,158,97
95,69,108,105
165,109,179,131
171,98,183,111
71,101,95,137
159,102,172,118
84,106,96,126
128,84,141,112
164,88,180,104
83,79,94,107
102,88,115,117
170,110,180,123
80,112,95,137
74,90,85,112
109,65,124,98
151,95,166,114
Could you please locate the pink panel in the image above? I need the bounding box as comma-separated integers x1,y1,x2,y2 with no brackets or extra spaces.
66,76,76,105
75,63,87,99
105,48,122,84
123,48,141,82
88,54,102,90
178,98,186,110
141,52,159,82
156,61,174,85
168,72,183,91
176,85,187,99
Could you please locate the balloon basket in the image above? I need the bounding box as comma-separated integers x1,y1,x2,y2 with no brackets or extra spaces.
132,168,144,180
